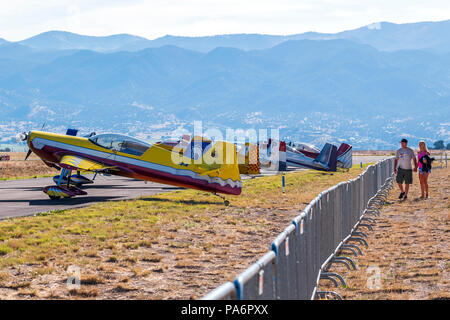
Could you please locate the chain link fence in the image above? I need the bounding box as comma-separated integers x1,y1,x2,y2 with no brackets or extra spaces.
202,157,395,300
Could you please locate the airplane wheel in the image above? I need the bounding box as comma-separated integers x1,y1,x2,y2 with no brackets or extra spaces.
49,195,61,200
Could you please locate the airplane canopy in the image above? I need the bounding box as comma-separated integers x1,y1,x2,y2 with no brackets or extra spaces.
89,133,151,156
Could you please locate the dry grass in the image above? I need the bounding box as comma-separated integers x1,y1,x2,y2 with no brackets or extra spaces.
81,274,105,286
0,152,40,161
319,166,450,300
0,152,58,180
0,163,374,299
68,287,99,298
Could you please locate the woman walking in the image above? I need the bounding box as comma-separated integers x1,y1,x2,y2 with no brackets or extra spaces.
417,141,431,199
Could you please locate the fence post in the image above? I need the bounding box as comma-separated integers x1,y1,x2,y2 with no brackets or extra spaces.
271,224,298,299
233,263,260,300
292,212,308,299
256,251,277,299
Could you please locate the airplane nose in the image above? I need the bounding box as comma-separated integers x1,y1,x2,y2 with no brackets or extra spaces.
15,132,28,142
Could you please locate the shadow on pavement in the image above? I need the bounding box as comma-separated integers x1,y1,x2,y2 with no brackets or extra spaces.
0,196,122,206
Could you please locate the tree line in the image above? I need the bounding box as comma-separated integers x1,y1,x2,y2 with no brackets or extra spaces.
432,140,450,150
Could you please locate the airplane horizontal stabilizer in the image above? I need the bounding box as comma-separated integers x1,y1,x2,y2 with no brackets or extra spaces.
337,143,353,169
313,143,338,171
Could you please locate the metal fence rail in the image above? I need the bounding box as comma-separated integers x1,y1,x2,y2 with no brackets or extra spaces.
202,158,395,300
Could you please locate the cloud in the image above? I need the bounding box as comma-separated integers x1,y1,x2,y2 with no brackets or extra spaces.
0,0,449,41
367,22,382,30
28,104,56,118
131,101,154,111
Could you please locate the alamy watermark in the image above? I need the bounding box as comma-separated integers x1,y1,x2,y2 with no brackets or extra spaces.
366,265,382,290
167,121,282,169
66,265,81,290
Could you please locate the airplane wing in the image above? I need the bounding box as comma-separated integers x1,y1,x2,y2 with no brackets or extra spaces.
58,155,117,172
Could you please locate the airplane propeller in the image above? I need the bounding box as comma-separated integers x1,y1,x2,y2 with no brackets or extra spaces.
15,132,28,143
16,122,46,161
15,131,31,160
25,149,33,161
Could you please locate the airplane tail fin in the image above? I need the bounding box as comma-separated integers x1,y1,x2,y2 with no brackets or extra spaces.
203,141,242,195
337,143,352,169
279,141,287,171
238,142,260,174
261,139,287,172
314,143,338,171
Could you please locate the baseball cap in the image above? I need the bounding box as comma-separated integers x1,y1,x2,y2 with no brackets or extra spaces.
400,138,408,143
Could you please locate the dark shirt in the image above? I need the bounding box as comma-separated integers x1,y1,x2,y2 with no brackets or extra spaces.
419,154,434,172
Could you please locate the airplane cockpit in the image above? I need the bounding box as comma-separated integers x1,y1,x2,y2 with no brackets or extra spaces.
183,136,213,161
89,134,151,156
287,141,320,153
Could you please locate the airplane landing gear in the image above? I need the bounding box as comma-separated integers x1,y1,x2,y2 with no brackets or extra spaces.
213,193,230,206
52,172,93,188
43,185,87,199
44,168,88,199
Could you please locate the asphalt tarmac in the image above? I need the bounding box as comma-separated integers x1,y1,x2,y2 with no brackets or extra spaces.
0,175,182,219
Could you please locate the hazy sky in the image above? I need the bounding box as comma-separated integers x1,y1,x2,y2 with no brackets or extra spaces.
1,0,449,41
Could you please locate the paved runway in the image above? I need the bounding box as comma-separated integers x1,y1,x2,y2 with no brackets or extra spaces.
352,155,392,165
0,175,182,220
0,155,390,219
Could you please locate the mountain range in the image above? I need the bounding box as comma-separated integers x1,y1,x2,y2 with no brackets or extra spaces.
2,20,450,54
0,20,449,149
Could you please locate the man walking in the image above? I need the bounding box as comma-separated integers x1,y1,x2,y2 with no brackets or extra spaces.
394,138,417,200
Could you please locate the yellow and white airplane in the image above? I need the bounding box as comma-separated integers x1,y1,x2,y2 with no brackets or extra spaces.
17,130,242,203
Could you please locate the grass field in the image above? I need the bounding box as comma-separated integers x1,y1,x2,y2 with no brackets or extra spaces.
0,164,372,299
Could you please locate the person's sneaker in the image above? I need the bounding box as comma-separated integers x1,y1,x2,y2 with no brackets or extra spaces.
399,192,405,199
403,195,408,200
